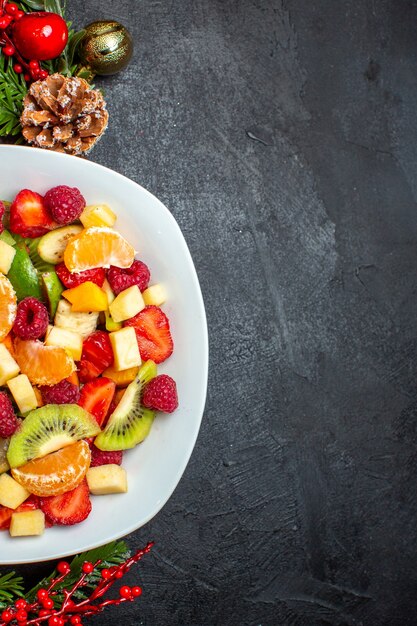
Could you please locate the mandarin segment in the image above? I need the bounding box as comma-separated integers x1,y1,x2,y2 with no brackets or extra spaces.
14,337,76,386
64,227,135,273
11,440,91,497
0,274,17,342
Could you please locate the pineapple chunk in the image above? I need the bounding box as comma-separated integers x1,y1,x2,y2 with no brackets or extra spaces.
142,283,167,307
10,510,45,537
80,204,117,228
109,327,141,371
0,473,30,509
7,374,38,414
63,281,108,313
102,279,122,331
0,343,20,386
109,286,145,323
45,326,83,361
0,240,16,274
86,464,127,495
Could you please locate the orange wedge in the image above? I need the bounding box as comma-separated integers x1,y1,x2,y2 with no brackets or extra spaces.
14,337,76,386
11,440,91,497
64,227,135,272
0,274,17,342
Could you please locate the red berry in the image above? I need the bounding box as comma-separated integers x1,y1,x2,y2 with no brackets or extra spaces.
131,586,142,597
119,585,132,599
15,9,24,19
57,560,71,575
80,331,114,374
13,297,49,340
44,186,85,225
124,306,173,364
39,69,48,79
101,568,112,580
14,599,27,609
70,617,82,625
13,63,22,73
29,60,39,69
38,609,51,617
48,616,63,626
3,44,15,55
55,262,105,289
107,260,150,296
15,609,27,622
82,561,94,574
42,598,54,609
0,392,19,437
23,73,30,81
142,374,178,413
1,610,14,623
0,15,13,28
5,3,18,15
39,379,80,405
37,589,49,602
12,12,68,61
89,443,122,467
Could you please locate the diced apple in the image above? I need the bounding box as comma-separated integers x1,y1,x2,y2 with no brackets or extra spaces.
109,327,141,371
142,283,167,307
0,240,16,274
79,204,117,229
0,343,20,386
7,374,38,414
86,464,127,495
102,279,122,331
109,286,145,323
45,326,83,361
0,473,30,509
10,509,45,537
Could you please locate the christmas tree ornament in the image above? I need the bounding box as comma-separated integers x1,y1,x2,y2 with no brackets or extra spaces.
77,20,133,76
21,73,108,155
12,12,68,61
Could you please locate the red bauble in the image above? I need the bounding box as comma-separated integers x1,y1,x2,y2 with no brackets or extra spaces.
12,11,68,61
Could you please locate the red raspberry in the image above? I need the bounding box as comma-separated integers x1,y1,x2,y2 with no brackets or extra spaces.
13,297,49,340
89,443,123,467
142,374,178,413
0,392,19,437
107,260,150,295
44,185,86,225
0,201,5,234
56,262,105,289
39,380,80,405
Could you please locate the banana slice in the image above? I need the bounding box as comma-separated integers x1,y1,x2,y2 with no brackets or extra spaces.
38,225,83,264
54,299,98,339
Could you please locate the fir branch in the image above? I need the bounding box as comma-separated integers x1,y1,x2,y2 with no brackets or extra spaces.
0,571,25,607
18,0,45,10
0,56,27,137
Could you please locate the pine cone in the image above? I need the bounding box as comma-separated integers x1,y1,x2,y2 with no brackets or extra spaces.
20,74,109,156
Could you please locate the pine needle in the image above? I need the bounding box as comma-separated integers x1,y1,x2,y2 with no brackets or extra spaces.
0,56,27,137
0,571,25,607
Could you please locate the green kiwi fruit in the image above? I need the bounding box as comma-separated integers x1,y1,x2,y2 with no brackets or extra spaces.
94,360,157,451
7,404,101,468
0,230,16,246
42,271,64,318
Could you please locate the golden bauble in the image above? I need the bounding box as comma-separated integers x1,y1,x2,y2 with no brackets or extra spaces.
78,20,133,76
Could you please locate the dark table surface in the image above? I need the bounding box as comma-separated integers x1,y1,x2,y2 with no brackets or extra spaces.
4,0,417,624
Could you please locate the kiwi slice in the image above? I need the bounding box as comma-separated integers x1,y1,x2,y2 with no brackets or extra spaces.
7,244,42,301
12,234,55,274
7,404,101,468
94,360,157,451
42,271,64,318
0,438,9,474
0,230,16,246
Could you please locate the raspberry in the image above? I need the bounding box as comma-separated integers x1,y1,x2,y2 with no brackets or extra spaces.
13,297,49,340
56,262,105,289
40,380,80,405
0,201,5,233
44,185,86,225
142,374,178,413
0,392,19,437
107,260,150,295
89,443,123,467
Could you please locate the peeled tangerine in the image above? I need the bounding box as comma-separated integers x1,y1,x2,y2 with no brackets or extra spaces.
63,281,108,312
64,227,135,272
14,337,75,386
0,273,17,342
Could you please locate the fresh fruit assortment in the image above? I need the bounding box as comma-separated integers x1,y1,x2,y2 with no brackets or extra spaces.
0,184,178,537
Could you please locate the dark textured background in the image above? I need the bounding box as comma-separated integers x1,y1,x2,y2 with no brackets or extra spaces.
3,0,417,624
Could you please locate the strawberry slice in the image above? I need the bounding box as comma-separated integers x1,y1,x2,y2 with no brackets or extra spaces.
10,189,56,238
78,377,116,427
40,479,91,526
77,359,102,384
0,496,40,530
81,331,114,372
0,505,13,530
124,305,173,364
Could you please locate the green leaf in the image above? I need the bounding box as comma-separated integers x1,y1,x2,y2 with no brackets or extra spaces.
0,571,25,608
18,0,45,9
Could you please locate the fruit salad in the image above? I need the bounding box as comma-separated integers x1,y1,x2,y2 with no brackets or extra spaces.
0,185,178,537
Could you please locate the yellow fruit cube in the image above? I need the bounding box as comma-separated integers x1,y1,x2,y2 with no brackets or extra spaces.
10,510,45,537
109,285,145,323
109,327,141,371
7,374,38,414
63,281,108,312
142,283,167,306
0,240,16,274
0,473,30,509
45,326,83,361
80,204,117,228
86,464,128,495
0,343,20,386
102,279,122,331
102,364,139,387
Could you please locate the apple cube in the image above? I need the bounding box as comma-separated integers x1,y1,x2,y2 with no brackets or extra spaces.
86,464,127,495
0,473,30,509
142,283,167,307
45,326,83,361
102,279,122,331
0,343,20,386
10,510,45,537
7,374,38,414
80,204,117,229
109,286,145,323
109,327,141,371
0,240,16,275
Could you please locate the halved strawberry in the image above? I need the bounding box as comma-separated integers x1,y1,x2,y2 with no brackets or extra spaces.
77,359,102,384
40,479,91,526
124,305,174,364
56,263,106,289
78,377,116,427
9,189,56,238
0,505,13,530
81,331,114,374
